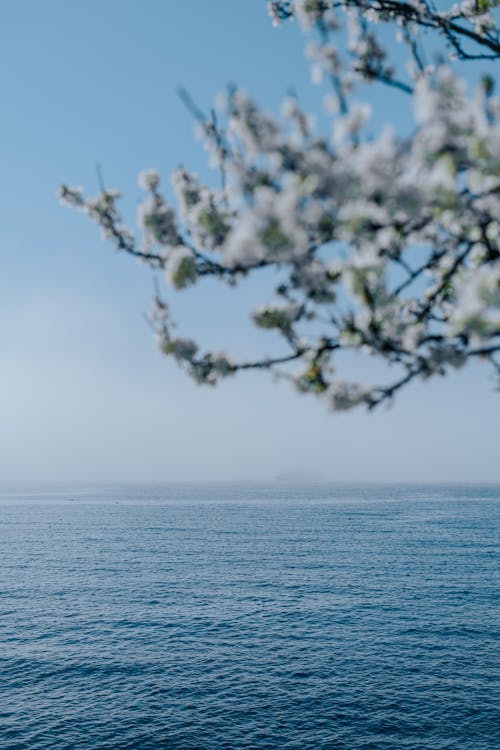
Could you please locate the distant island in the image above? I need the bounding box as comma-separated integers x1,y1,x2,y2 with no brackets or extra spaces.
274,470,326,484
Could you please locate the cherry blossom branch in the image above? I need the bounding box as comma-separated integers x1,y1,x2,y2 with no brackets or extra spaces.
60,1,500,412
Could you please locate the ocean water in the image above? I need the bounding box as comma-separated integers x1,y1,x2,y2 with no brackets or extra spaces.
0,483,498,750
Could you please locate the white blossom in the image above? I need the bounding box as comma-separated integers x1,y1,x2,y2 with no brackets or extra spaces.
167,247,198,289
138,169,161,192
63,0,500,411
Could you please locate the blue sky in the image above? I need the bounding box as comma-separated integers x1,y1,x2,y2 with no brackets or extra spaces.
0,1,498,482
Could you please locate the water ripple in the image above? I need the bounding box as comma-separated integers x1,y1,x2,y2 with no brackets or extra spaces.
0,483,498,749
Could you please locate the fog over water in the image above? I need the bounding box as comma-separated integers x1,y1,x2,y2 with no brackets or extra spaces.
0,291,498,483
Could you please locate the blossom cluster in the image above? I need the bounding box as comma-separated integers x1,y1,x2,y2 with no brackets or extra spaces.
60,0,500,410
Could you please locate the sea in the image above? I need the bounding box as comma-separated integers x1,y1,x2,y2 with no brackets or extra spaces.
0,482,498,750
